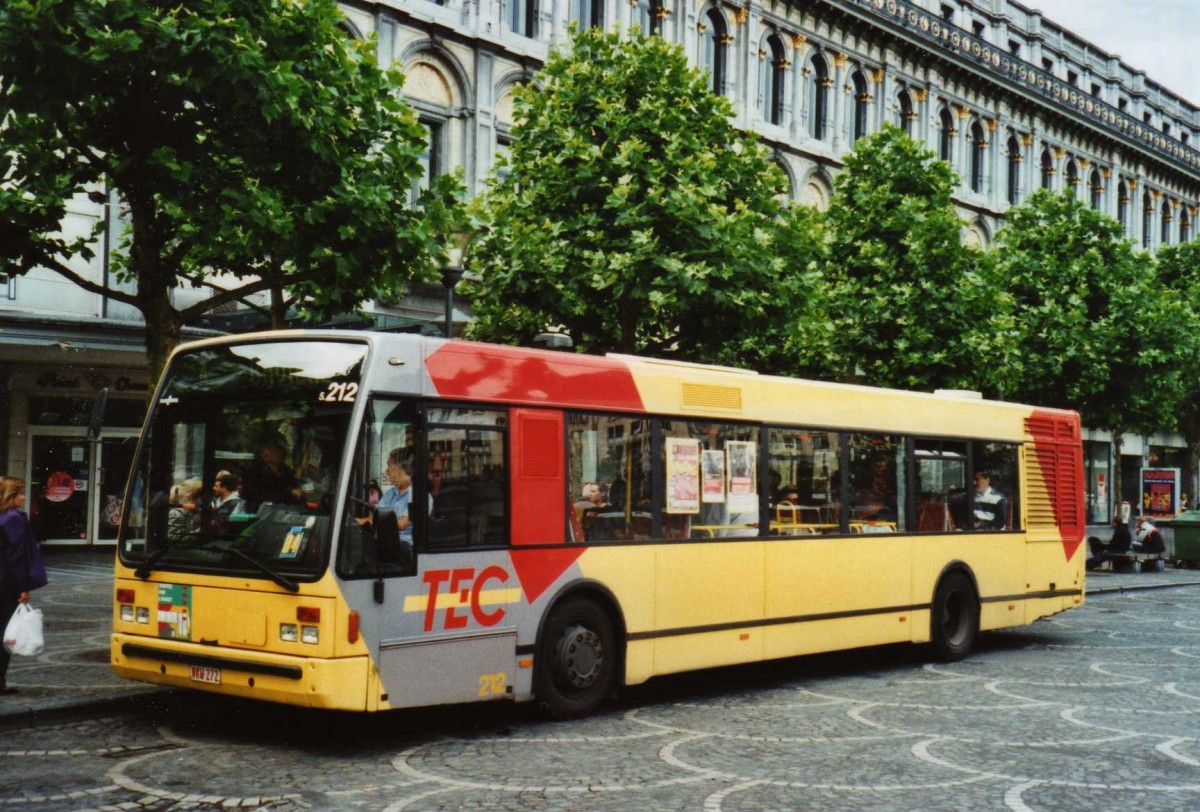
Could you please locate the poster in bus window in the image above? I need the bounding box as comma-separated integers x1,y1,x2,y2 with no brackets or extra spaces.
701,450,726,503
726,441,757,513
665,437,700,514
1140,467,1179,519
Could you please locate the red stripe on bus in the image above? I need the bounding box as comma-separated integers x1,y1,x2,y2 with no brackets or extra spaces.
1027,409,1085,561
425,343,644,411
509,547,587,603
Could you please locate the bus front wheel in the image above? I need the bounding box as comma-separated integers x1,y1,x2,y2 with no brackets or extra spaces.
535,597,616,719
930,571,979,662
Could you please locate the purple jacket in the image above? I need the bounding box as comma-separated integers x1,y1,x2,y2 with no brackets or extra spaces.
0,509,46,595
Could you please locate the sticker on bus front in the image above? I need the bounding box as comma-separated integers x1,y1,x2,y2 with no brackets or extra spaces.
280,526,306,558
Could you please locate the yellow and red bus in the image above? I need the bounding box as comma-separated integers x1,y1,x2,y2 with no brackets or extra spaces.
112,331,1085,716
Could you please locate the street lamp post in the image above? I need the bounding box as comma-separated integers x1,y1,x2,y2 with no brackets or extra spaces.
440,265,464,339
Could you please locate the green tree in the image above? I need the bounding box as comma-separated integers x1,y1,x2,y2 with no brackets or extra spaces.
0,0,462,378
1152,241,1200,502
466,26,812,366
993,189,1189,508
814,125,1012,393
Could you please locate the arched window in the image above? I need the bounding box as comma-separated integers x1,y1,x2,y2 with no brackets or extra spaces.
969,120,985,193
570,0,603,28
938,106,954,162
1089,170,1103,210
808,54,829,141
509,0,537,37
1182,207,1192,242
633,0,664,35
1117,182,1129,232
1040,149,1054,189
1162,200,1173,246
1064,160,1079,196
760,34,786,126
700,9,727,95
1143,191,1154,249
1006,135,1020,205
852,71,869,142
896,90,914,136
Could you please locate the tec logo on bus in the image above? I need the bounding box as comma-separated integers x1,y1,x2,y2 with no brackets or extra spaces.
411,566,520,632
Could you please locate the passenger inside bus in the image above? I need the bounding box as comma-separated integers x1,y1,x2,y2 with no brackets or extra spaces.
166,478,203,543
240,437,303,508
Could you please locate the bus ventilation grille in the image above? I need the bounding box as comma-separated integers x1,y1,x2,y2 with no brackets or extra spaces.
520,417,562,479
681,382,743,411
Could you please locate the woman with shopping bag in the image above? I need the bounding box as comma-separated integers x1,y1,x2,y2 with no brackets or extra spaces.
0,475,48,694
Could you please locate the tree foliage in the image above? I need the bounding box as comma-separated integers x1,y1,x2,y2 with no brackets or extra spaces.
991,190,1188,439
1152,241,1200,499
0,0,462,378
466,26,812,366
808,125,1012,393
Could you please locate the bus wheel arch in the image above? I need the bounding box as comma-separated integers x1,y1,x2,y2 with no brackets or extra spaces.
534,586,625,718
929,565,980,662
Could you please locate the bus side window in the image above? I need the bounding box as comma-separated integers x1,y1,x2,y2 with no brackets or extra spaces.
339,399,417,578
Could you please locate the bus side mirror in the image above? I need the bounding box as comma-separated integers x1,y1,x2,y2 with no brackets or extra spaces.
372,508,414,574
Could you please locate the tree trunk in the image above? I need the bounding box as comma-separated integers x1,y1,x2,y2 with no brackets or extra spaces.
270,286,287,329
127,195,183,384
1111,428,1125,522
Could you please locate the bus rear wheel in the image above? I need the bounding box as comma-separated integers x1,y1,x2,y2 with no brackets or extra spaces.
535,597,616,719
930,571,979,662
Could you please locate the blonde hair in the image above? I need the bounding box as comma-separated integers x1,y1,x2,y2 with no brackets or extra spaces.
170,477,204,508
0,476,25,512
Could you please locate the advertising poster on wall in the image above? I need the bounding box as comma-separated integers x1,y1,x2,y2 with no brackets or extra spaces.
726,441,758,513
701,449,726,503
1140,468,1179,519
665,437,701,514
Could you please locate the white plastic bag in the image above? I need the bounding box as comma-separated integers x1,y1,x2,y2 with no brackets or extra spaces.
3,603,44,657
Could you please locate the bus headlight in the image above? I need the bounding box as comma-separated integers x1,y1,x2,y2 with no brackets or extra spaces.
301,626,319,645
136,607,150,624
120,605,134,622
280,623,298,642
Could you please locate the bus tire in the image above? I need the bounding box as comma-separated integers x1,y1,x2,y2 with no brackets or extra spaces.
535,596,616,719
930,571,978,662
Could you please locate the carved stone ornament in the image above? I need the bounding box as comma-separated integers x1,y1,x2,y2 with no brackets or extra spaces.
734,7,748,25
791,33,807,50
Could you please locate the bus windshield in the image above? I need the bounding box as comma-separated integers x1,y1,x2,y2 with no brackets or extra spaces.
118,339,368,582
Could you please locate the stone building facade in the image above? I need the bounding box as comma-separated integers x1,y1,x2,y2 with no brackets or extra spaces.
3,0,1197,540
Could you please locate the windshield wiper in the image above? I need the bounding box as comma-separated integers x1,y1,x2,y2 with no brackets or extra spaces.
208,544,300,593
134,541,299,593
134,542,178,580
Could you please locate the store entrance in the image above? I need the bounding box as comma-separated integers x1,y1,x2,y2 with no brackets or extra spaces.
28,430,139,546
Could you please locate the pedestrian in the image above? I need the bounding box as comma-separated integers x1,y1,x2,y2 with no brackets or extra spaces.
0,475,49,694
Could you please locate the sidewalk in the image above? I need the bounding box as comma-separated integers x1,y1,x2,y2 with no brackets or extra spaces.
1,547,170,727
2,548,1199,727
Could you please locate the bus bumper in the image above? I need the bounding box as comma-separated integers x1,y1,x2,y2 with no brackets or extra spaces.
111,633,372,711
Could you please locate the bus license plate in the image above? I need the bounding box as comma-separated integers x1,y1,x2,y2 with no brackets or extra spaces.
190,665,221,685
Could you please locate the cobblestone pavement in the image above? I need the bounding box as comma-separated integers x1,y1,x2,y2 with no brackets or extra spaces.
0,551,1197,811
